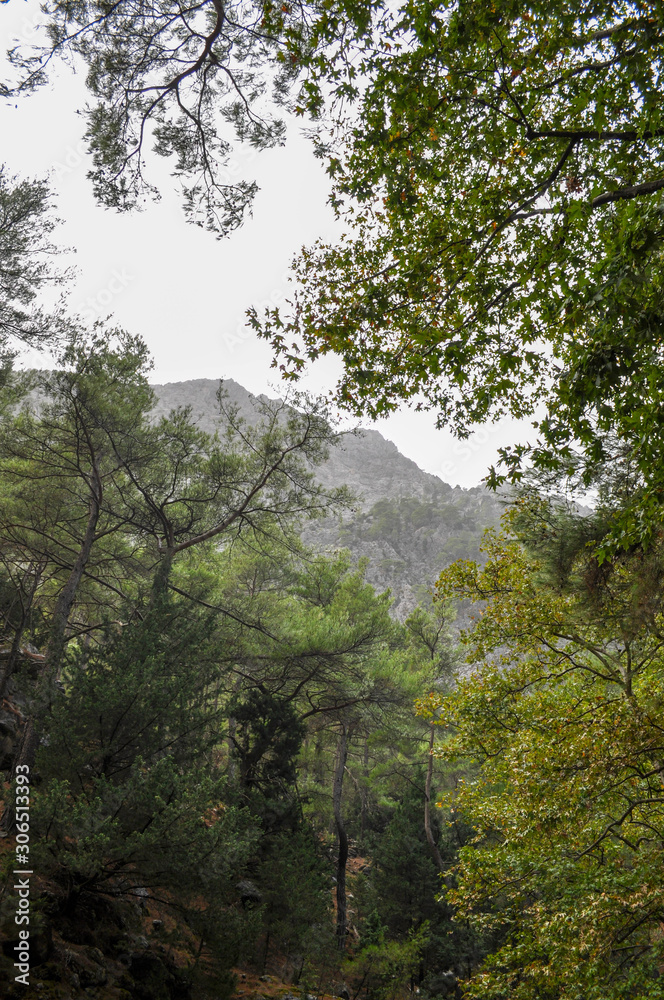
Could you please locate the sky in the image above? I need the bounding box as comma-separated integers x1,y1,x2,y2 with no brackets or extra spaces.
0,0,535,489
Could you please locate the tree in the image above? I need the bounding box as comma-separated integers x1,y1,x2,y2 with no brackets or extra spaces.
0,338,352,787
115,388,351,599
10,2,664,542
234,548,418,950
4,0,372,235
220,547,428,952
422,500,664,999
404,599,458,873
27,524,432,978
229,688,305,799
252,827,333,978
360,778,485,987
252,0,664,543
0,349,350,675
31,590,260,995
207,542,417,966
0,167,71,367
0,331,157,781
0,547,48,699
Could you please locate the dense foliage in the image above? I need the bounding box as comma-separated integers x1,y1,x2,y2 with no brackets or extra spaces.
252,0,664,545
0,338,473,996
423,500,664,999
5,3,664,998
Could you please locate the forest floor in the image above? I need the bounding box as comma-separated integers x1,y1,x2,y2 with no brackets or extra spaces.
0,827,371,1000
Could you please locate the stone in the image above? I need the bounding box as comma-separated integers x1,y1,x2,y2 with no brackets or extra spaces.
0,709,18,736
237,878,262,907
64,946,108,987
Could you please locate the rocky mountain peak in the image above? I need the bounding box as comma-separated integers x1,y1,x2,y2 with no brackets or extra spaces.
151,378,506,617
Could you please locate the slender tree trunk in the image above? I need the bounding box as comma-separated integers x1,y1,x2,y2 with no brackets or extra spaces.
424,722,445,873
150,546,175,606
12,491,102,780
46,498,101,675
333,724,351,951
227,714,237,780
0,560,46,699
226,676,242,781
360,738,369,842
0,619,28,701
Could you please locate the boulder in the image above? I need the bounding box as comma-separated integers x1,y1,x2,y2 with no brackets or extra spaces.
238,879,262,907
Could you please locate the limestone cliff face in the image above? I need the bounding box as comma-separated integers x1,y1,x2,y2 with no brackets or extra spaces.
312,427,448,508
151,378,506,617
150,377,270,431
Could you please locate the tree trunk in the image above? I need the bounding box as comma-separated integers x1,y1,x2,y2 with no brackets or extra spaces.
46,496,101,675
333,724,351,951
150,546,175,606
424,722,445,873
360,737,369,842
0,561,46,699
0,619,28,701
12,489,102,781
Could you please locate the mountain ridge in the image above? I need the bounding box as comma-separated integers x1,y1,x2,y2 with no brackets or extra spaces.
151,378,506,616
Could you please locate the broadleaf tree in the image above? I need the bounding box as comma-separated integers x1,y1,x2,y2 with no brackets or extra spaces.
250,0,664,545
420,500,664,999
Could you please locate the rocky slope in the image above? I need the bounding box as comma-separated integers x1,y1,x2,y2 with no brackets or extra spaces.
152,379,507,618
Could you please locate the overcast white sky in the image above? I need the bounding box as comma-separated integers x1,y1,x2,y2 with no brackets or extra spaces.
1,0,535,489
